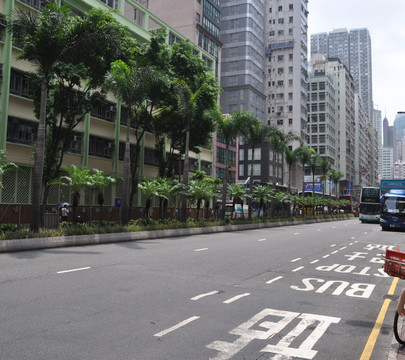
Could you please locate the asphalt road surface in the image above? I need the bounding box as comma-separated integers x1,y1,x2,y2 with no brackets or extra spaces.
1,219,403,360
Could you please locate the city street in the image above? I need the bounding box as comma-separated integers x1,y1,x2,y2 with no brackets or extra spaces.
0,219,402,360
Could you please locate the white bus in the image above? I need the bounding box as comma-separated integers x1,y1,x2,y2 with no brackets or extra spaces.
359,186,381,223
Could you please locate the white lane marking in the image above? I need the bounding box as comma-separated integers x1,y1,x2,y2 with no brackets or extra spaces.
349,242,354,245
223,293,251,304
294,233,300,235
351,237,356,239
310,260,319,264
258,238,267,242
332,226,336,229
323,255,330,258
331,251,338,254
266,276,283,284
191,291,219,301
194,248,208,252
292,266,304,272
364,232,368,234
330,244,336,247
291,258,302,262
317,229,321,231
154,316,200,337
339,246,347,250
57,267,91,274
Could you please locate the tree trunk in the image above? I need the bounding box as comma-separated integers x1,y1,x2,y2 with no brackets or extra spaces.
30,78,48,232
121,124,131,225
220,144,229,220
180,124,190,222
248,146,255,219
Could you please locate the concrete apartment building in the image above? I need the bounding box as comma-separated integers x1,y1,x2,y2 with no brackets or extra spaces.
0,0,216,217
308,56,356,187
311,28,373,124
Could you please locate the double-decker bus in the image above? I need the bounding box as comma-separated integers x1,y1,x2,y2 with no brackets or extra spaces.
359,186,381,223
380,189,405,231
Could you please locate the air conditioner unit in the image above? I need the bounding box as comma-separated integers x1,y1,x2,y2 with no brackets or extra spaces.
73,134,82,142
109,105,117,112
108,142,114,148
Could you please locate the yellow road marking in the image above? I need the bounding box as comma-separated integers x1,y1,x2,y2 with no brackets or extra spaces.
359,276,399,360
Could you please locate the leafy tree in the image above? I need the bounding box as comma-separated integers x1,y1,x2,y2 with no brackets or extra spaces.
9,4,132,231
239,114,270,219
216,110,247,219
329,169,344,200
90,169,119,224
284,146,301,194
37,9,133,207
56,165,93,223
9,3,76,231
138,179,160,221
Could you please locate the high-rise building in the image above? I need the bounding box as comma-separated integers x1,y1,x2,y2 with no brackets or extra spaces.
311,28,373,124
141,0,222,77
394,112,405,142
220,0,266,120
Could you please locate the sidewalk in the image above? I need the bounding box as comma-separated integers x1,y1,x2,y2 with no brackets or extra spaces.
0,217,349,253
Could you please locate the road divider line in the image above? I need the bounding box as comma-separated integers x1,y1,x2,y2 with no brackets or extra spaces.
340,246,347,250
194,248,208,252
323,254,330,258
292,266,304,272
294,232,300,235
191,291,219,301
57,267,91,274
154,316,200,337
223,293,250,304
331,250,338,254
266,276,283,284
291,258,302,262
257,238,267,242
330,244,337,247
359,276,399,360
310,260,319,264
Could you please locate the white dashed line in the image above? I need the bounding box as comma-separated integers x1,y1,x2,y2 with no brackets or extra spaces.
291,258,302,262
323,254,330,258
266,276,283,284
330,244,337,247
331,250,338,254
194,248,208,252
191,291,219,301
57,267,91,274
292,266,304,272
154,316,200,337
351,237,356,239
310,260,319,264
257,238,267,242
294,232,300,235
340,246,347,250
223,293,251,304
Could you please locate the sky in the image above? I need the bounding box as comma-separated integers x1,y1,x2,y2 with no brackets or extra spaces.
308,0,405,124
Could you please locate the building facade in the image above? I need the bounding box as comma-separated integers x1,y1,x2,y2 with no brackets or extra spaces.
0,0,215,214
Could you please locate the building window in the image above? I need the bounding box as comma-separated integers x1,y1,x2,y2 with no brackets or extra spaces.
288,118,293,125
196,12,200,22
277,119,283,125
9,69,32,99
248,148,261,160
99,0,118,10
278,18,284,24
239,149,244,161
289,66,293,73
7,117,37,144
289,4,293,10
239,164,244,177
248,164,261,176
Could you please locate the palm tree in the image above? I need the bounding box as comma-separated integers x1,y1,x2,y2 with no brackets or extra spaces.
9,3,76,231
319,157,332,213
284,146,300,194
329,170,344,200
138,179,159,221
90,169,119,224
239,113,270,219
57,165,93,223
0,151,18,190
105,61,168,225
268,129,300,186
296,146,316,217
155,178,183,220
251,184,273,218
215,110,246,219
187,178,217,220
227,183,248,219
307,153,320,213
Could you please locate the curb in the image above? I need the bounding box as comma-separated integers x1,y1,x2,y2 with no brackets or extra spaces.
0,217,351,253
